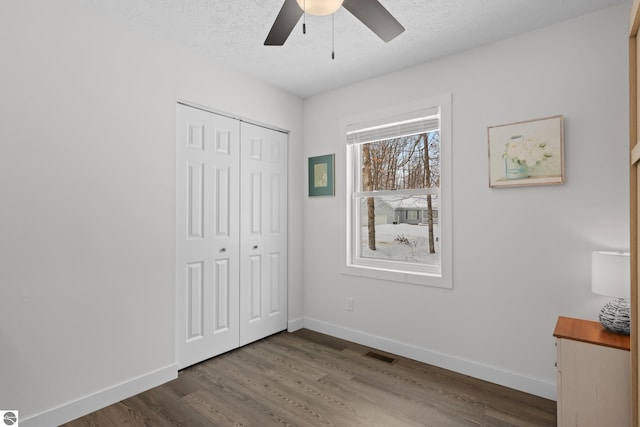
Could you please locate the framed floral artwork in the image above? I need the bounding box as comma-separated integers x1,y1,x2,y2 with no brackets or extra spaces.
308,154,334,197
488,115,564,188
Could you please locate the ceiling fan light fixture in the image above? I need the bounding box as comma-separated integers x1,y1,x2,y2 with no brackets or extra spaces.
296,0,344,16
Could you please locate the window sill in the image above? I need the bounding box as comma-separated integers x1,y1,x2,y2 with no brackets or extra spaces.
341,263,452,289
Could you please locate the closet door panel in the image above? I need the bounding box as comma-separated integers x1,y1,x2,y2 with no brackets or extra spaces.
240,122,288,346
176,105,240,369
210,115,241,349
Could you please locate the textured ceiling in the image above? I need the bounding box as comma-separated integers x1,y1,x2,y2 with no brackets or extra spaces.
82,0,628,98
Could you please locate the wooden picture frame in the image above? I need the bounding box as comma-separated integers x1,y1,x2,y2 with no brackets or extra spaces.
308,154,334,197
488,115,564,188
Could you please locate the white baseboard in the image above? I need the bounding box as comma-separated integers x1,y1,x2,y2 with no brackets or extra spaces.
21,364,177,427
288,317,305,332
303,317,556,401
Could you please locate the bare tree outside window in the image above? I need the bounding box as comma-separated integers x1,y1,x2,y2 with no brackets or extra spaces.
362,143,376,251
358,131,440,265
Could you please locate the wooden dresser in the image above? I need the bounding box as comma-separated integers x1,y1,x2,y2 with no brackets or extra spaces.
554,316,631,426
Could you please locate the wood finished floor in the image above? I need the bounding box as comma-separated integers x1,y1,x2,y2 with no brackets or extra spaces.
63,329,556,426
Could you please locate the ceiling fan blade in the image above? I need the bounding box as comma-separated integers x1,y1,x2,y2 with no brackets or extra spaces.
264,0,304,46
342,0,405,42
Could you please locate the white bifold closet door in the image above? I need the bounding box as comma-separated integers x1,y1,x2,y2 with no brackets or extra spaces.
176,104,287,370
238,122,288,346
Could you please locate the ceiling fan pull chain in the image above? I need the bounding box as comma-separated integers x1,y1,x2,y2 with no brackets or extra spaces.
303,0,306,34
331,13,335,59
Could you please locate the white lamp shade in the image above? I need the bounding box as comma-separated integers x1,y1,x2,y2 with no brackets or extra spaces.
296,0,344,16
591,251,630,299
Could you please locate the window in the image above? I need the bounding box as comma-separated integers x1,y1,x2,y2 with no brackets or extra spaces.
343,95,452,288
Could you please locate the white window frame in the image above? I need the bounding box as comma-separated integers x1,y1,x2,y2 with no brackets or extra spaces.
341,94,452,288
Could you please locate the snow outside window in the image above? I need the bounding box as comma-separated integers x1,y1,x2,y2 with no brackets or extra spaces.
343,95,452,288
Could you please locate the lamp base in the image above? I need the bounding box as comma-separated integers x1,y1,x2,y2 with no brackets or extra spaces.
599,298,630,335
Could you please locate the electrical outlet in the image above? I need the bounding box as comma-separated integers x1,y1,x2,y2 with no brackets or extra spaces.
346,297,354,311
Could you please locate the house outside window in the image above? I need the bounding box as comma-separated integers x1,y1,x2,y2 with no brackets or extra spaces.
343,95,452,288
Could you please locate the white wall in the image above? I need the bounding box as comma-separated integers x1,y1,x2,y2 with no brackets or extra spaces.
0,1,304,425
302,2,630,400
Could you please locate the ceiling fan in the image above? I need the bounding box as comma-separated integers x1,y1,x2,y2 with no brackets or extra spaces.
264,0,405,46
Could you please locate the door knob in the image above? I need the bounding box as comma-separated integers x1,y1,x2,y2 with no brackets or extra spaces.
252,245,258,250
219,248,226,253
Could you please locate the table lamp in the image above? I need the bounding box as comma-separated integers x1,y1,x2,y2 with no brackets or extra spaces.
591,251,631,335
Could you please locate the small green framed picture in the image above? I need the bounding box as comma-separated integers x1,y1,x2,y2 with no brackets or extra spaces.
308,154,334,197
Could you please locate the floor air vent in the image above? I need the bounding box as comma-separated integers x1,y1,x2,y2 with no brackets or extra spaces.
364,351,397,364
